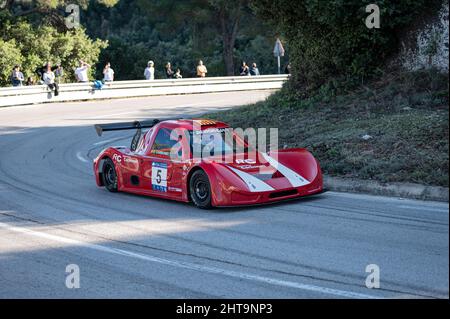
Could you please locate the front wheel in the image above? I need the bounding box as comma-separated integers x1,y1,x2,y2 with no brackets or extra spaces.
189,170,212,209
102,157,118,192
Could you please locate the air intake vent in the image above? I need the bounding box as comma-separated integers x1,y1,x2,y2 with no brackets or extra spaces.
268,189,298,198
130,175,139,186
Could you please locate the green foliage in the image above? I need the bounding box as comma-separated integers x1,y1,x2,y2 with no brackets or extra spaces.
0,14,107,85
84,0,279,80
0,39,23,85
251,0,443,95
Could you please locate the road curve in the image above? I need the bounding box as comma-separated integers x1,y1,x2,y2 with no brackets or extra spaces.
0,91,448,298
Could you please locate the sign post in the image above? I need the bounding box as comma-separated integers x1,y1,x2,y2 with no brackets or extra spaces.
273,38,285,74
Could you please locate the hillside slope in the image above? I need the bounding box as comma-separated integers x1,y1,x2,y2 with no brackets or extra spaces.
205,70,449,187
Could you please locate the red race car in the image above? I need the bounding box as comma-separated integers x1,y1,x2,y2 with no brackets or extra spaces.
93,119,324,208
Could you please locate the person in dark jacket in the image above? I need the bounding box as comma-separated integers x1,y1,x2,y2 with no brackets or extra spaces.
165,62,174,78
249,63,260,76
11,65,24,86
239,61,250,76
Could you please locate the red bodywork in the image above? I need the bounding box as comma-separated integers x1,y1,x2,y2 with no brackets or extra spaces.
93,119,324,207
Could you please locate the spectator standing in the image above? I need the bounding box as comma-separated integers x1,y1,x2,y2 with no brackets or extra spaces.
165,62,174,78
249,63,260,76
75,60,90,83
43,63,59,96
174,68,183,79
54,64,64,84
11,65,24,86
103,62,114,82
144,60,155,80
196,60,207,77
239,61,250,76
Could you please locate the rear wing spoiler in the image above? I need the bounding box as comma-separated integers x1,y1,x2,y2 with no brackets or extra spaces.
94,119,161,136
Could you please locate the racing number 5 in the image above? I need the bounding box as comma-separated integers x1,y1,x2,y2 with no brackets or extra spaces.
151,162,168,192
156,169,162,184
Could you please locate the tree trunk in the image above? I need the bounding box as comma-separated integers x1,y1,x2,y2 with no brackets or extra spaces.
222,34,235,76
219,1,242,76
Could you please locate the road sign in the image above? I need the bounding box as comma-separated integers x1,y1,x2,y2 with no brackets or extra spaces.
273,38,285,57
273,38,285,74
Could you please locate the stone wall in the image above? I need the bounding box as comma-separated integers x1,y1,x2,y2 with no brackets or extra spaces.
400,1,449,72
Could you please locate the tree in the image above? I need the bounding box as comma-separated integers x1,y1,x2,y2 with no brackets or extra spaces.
211,0,245,76
0,12,107,86
82,0,278,80
3,0,118,30
137,0,250,76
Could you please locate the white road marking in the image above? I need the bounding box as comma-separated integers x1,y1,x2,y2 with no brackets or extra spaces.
76,151,89,163
0,221,380,299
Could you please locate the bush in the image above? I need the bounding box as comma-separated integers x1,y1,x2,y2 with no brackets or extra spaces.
0,15,107,86
251,0,444,96
0,39,23,85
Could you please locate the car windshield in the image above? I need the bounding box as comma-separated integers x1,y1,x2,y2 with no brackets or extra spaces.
188,128,251,158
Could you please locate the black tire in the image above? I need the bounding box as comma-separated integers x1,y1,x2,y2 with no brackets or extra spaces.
101,157,118,192
189,170,212,209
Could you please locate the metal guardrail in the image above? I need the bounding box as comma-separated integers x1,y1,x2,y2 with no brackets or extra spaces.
0,75,289,107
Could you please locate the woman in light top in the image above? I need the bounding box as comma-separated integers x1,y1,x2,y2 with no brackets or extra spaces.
43,63,59,96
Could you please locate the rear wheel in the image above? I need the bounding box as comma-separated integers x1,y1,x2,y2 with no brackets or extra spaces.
189,170,212,209
102,158,118,192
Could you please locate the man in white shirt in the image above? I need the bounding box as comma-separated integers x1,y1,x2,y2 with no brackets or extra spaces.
103,62,114,82
144,60,155,80
196,60,207,77
43,63,59,96
75,60,90,82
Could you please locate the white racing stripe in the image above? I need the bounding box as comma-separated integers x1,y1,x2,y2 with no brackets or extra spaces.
262,153,310,187
227,166,274,192
0,221,380,299
76,151,89,163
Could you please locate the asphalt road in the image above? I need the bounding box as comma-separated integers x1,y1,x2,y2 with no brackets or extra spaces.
0,91,448,299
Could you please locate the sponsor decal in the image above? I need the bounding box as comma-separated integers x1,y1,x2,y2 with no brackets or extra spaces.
236,159,256,164
123,156,138,164
193,127,229,135
112,154,122,163
238,165,256,170
168,186,182,193
152,162,167,192
151,149,170,156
